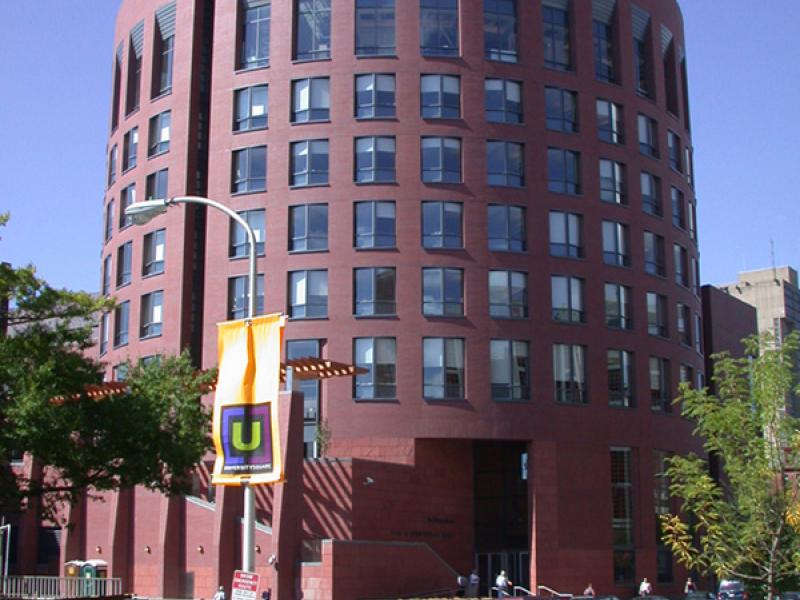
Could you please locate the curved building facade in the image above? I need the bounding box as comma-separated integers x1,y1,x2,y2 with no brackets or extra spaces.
86,0,703,597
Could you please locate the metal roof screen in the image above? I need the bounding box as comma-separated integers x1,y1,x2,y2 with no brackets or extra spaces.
631,5,649,41
130,20,145,58
155,2,177,38
592,0,616,24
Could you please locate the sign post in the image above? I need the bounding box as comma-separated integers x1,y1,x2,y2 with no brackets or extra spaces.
231,570,260,600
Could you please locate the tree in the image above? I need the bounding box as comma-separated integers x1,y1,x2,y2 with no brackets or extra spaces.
661,332,800,600
0,215,214,519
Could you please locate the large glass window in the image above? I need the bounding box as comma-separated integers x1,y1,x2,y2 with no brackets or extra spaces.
667,130,682,172
354,267,396,316
547,148,580,194
146,168,169,200
102,255,112,296
289,203,328,251
421,74,460,119
542,5,570,70
487,141,524,187
120,184,135,229
599,159,626,204
292,77,330,122
234,86,268,131
674,244,689,287
593,20,615,82
485,79,522,123
490,339,529,401
597,99,624,144
290,139,328,186
105,200,114,242
142,229,166,276
422,201,462,248
647,292,668,337
641,171,662,216
355,201,396,248
643,231,665,277
553,343,587,404
638,114,658,158
650,356,671,412
114,300,130,347
545,87,577,132
489,270,528,318
240,1,270,69
421,137,461,183
153,4,175,96
286,338,322,458
126,24,143,115
108,145,117,187
289,269,328,318
228,274,265,319
671,187,685,229
148,111,171,156
484,0,517,62
140,290,164,338
633,7,652,98
424,338,465,400
488,204,526,252
551,275,584,323
355,136,396,183
116,242,132,288
605,283,632,330
100,312,110,355
123,127,138,171
602,220,630,267
677,302,691,347
420,0,459,57
355,73,396,118
608,349,634,408
295,0,331,61
354,337,397,400
549,211,583,258
229,209,266,258
232,146,267,193
355,0,395,56
422,267,464,316
611,447,635,583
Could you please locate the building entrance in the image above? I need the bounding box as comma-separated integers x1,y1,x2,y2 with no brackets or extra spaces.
476,550,530,596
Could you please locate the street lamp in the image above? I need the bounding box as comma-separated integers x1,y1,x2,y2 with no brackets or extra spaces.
125,195,259,572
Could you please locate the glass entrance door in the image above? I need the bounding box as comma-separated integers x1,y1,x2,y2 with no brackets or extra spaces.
476,550,530,596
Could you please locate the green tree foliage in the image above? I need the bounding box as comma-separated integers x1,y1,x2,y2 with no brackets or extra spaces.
661,333,800,600
0,216,214,518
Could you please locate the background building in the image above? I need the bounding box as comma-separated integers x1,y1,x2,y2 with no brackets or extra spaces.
11,0,707,597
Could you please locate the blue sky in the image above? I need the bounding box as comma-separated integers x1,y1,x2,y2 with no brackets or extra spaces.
1,1,798,292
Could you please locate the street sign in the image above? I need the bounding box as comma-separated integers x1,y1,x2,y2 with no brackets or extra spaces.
231,570,260,600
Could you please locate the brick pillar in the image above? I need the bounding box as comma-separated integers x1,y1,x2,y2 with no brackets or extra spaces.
109,489,133,592
60,495,87,574
528,440,559,590
158,494,184,598
213,485,241,597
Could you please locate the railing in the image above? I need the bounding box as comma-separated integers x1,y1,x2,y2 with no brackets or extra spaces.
537,585,573,598
0,576,123,599
514,585,535,596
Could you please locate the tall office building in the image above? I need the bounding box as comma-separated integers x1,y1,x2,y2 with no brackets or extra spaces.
17,0,706,597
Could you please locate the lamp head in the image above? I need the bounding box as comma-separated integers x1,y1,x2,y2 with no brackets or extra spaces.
125,198,170,225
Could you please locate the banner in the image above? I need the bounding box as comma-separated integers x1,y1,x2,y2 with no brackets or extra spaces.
212,313,286,486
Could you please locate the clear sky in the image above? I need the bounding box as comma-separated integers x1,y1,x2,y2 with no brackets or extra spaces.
1,1,798,292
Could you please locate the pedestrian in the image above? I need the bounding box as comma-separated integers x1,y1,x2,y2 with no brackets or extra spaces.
684,578,697,594
638,577,652,597
495,570,512,597
467,569,480,597
212,586,225,600
456,574,467,597
583,583,595,597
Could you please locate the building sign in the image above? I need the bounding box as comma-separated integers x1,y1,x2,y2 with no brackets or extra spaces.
231,570,260,600
212,313,286,486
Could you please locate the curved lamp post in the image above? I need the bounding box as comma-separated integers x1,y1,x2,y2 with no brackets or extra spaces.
125,195,259,572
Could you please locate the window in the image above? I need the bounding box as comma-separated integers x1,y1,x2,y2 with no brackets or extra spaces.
240,1,270,69
228,274,265,319
547,148,580,194
422,201,462,249
679,364,694,386
553,343,587,404
234,86,268,131
286,339,322,457
423,267,464,316
667,130,682,171
354,267,396,316
487,141,524,187
114,301,130,347
111,44,122,131
490,339,530,401
549,211,583,258
650,356,671,412
599,159,626,204
126,22,144,115
551,275,584,323
641,171,662,216
116,242,132,288
355,0,395,56
597,99,624,144
143,229,166,276
638,114,658,158
148,111,171,156
677,302,691,346
108,145,117,187
102,255,112,296
290,204,328,251
671,187,685,229
488,204,526,252
611,447,635,583
292,77,330,122
605,283,632,330
355,73,396,118
140,291,164,338
633,7,652,97
593,20,615,82
355,201,396,248
153,2,175,96
421,137,461,183
420,0,459,57
674,244,688,287
643,231,665,276
232,146,267,192
485,79,522,123
146,168,169,200
289,270,328,318
120,184,135,229
654,449,674,583
688,202,697,241
608,349,634,408
105,200,114,242
354,337,397,400
421,74,460,119
355,136,396,182
424,338,465,399
694,314,703,354
99,312,110,355
484,0,517,62
123,127,138,171
542,5,570,70
545,87,577,132
290,140,328,186
295,0,331,61
602,221,630,267
489,270,528,318
691,257,700,296
229,209,266,258
647,292,668,337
